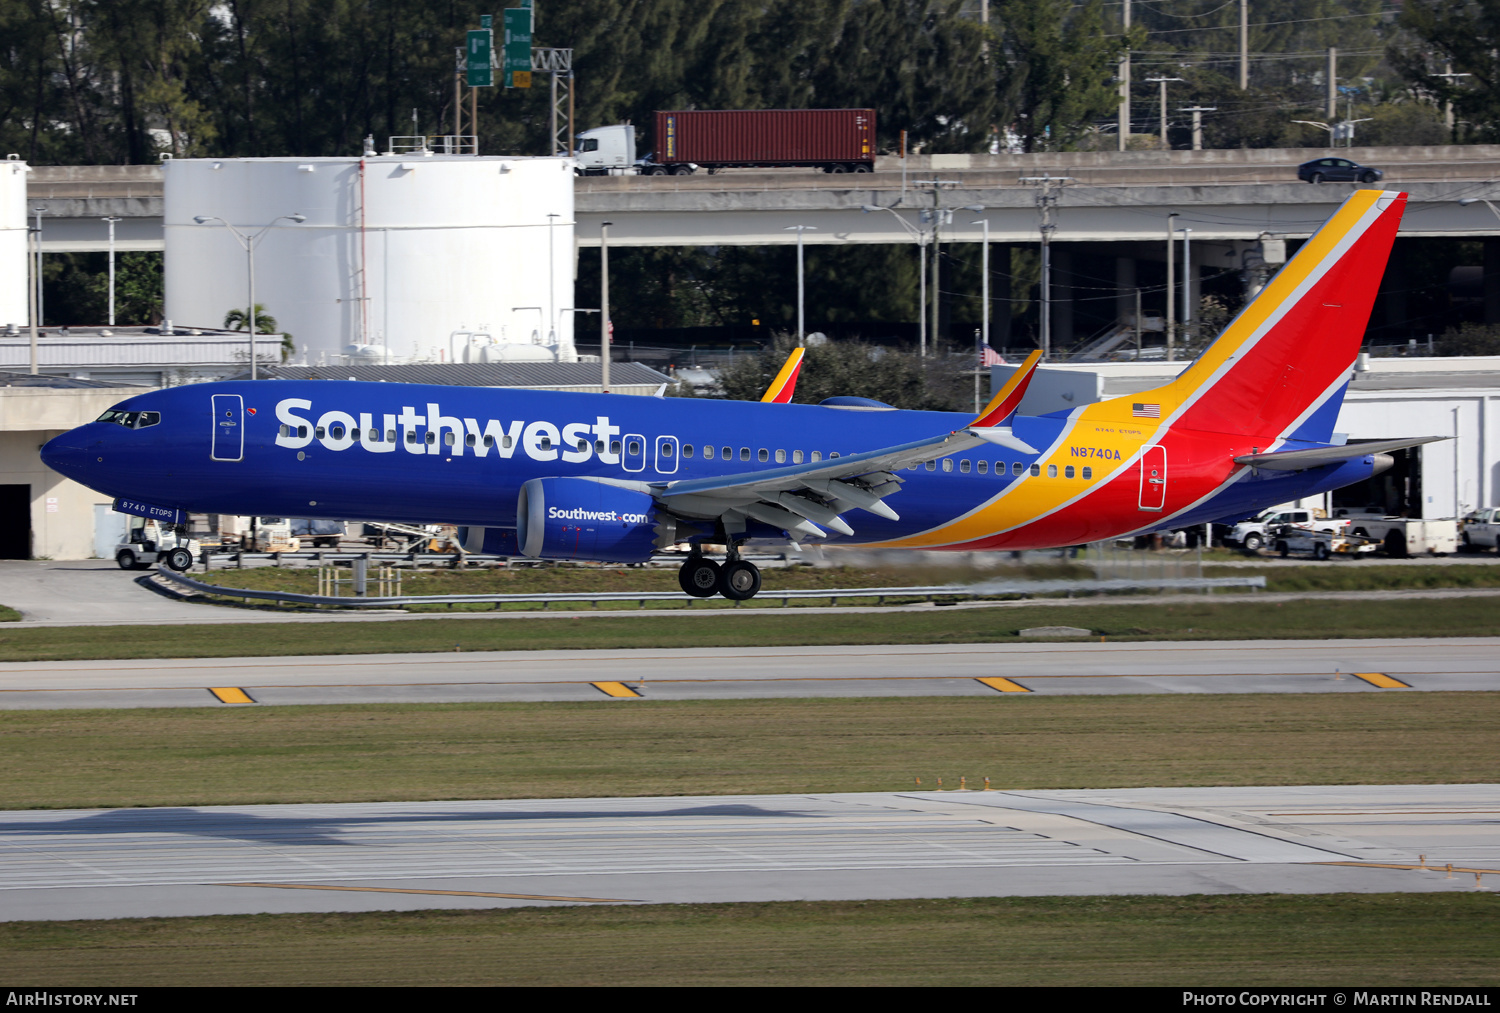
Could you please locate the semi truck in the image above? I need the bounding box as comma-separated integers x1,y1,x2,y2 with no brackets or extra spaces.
575,109,877,176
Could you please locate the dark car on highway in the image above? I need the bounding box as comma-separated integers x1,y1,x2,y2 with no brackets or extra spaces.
1297,157,1384,184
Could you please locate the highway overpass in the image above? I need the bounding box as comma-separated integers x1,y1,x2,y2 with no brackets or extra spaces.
25,145,1500,254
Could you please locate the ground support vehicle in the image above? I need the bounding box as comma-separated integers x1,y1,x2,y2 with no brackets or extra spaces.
1460,508,1500,551
290,518,346,548
116,516,201,571
216,515,301,553
1270,522,1378,560
1226,506,1327,552
1332,512,1458,557
575,109,876,176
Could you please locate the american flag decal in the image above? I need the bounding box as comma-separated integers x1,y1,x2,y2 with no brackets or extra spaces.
1132,403,1161,419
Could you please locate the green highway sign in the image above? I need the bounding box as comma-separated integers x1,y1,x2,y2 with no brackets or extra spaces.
504,7,532,88
467,29,492,87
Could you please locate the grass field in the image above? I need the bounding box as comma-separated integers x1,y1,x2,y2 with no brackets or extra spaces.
0,595,1495,663
3,693,1494,810
190,558,1500,604
5,894,1496,986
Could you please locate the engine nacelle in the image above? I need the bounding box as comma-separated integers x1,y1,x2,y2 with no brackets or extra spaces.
457,526,519,555
516,477,664,563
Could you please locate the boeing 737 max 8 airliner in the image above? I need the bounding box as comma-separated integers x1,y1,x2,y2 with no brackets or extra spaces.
41,189,1441,600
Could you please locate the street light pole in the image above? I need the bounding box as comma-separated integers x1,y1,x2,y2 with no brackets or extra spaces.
102,216,122,327
600,220,612,391
32,206,45,330
1166,212,1179,362
193,213,307,379
1180,227,1192,350
783,225,818,345
860,204,932,356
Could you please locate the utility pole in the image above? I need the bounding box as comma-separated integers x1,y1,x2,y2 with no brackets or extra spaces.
1021,176,1071,360
1180,227,1192,350
1118,0,1131,151
31,206,44,331
1179,106,1217,150
1166,213,1179,362
1145,77,1184,148
1327,47,1337,119
1239,0,1249,90
1436,63,1472,134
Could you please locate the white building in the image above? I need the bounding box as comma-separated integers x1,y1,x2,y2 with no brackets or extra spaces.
162,154,579,365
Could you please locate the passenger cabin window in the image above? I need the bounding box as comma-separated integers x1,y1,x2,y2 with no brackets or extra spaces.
1064,465,1075,478
960,459,971,473
1048,464,1058,477
683,445,695,458
1013,462,1024,476
925,461,936,471
425,432,436,445
704,445,715,460
316,426,327,439
386,429,396,443
465,433,476,446
722,446,732,460
628,440,642,455
811,451,821,463
793,450,803,464
977,460,988,475
1082,466,1093,479
740,448,750,461
446,432,457,446
1030,464,1041,477
611,440,621,455
942,459,954,473
484,435,495,447
758,449,769,462
775,450,785,463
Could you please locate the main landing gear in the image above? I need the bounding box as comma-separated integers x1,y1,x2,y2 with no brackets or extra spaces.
677,546,762,600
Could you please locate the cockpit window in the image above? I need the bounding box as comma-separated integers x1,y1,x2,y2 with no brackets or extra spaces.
96,410,161,429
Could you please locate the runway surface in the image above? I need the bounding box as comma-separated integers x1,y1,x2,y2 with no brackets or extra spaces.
0,638,1496,708
3,784,1495,921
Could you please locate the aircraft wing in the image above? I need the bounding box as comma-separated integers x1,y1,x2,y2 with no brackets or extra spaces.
655,429,988,539
1235,436,1447,471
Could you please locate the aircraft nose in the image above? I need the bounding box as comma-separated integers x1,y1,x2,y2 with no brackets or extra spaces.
39,432,96,483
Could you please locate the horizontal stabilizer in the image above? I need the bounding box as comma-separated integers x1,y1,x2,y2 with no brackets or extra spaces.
972,349,1043,427
966,426,1039,455
1235,436,1447,471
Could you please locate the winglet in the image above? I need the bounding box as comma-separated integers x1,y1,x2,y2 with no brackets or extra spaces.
971,349,1042,427
761,347,806,403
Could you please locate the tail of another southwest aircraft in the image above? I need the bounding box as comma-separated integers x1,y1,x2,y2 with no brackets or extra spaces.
1125,189,1406,445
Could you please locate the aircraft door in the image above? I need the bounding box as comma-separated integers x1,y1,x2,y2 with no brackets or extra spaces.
655,435,679,475
622,433,646,473
1138,445,1166,511
211,394,244,462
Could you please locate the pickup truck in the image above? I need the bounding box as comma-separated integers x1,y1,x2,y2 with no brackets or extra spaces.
1330,510,1458,557
1226,507,1328,551
1460,507,1500,552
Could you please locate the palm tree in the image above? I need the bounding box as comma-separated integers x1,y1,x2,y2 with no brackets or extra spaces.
224,305,294,361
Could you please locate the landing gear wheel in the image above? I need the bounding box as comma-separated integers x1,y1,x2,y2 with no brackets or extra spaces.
116,549,139,571
164,547,194,572
1242,532,1263,552
717,560,762,600
678,557,721,598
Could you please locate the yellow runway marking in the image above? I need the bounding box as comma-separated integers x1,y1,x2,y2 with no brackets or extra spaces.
591,681,642,698
222,882,636,903
976,677,1031,693
208,687,255,704
1352,672,1411,689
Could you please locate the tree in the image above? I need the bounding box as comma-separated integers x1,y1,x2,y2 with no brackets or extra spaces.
716,335,969,410
1394,0,1500,143
224,304,293,359
994,0,1127,152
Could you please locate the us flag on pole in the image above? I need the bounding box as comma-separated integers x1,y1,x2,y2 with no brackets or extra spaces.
1132,403,1161,419
979,342,1006,367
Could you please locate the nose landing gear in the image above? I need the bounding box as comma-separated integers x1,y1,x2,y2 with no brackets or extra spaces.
677,543,763,600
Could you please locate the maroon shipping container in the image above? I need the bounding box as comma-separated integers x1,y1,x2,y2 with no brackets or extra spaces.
652,109,876,172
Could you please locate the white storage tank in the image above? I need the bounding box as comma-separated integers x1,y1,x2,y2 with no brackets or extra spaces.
162,154,578,364
0,158,29,330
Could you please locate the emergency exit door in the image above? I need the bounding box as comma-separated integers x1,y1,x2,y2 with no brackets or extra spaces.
1138,446,1167,511
211,394,244,461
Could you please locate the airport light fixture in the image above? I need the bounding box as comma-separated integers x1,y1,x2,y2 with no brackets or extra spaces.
600,221,613,390
783,225,818,346
193,213,307,380
862,204,931,357
102,216,122,327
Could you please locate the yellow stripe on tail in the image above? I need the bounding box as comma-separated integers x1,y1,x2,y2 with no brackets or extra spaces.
761,347,807,404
